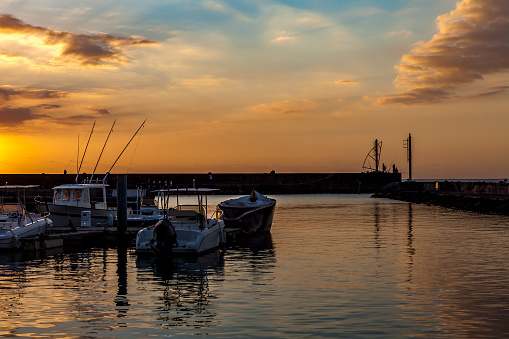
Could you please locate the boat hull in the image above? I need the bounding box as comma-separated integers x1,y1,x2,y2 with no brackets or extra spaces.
219,200,276,233
136,222,225,255
0,217,52,249
39,204,116,228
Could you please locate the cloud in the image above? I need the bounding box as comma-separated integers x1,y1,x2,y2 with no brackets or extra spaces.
93,108,111,115
375,88,453,106
0,14,155,67
333,80,358,85
251,99,315,114
0,86,68,102
272,36,293,43
377,0,509,105
0,106,50,126
464,85,509,99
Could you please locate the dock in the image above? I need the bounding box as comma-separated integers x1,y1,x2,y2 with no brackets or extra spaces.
16,225,143,252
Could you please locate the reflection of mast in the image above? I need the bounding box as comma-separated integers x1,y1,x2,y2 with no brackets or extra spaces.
362,139,383,172
406,203,415,281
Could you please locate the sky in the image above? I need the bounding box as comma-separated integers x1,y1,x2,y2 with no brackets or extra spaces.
1,0,509,179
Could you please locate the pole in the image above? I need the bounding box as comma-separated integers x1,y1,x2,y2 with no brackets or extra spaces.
374,139,379,172
117,174,128,232
408,134,412,181
404,133,412,181
103,119,146,181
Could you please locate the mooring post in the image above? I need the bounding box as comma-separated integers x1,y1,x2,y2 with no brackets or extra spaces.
117,174,128,232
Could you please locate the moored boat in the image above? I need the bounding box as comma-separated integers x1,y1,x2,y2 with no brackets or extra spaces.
218,190,276,234
1,185,53,249
136,188,226,255
36,180,116,228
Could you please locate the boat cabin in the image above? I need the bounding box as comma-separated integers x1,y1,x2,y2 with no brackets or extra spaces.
53,182,109,210
155,188,220,229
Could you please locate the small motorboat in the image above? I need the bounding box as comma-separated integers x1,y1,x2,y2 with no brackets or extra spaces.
218,190,276,234
136,188,225,255
0,185,53,249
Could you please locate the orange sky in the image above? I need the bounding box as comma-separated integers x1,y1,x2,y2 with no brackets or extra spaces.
1,0,509,179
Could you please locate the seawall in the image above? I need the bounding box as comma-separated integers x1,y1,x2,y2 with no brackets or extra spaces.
377,180,509,215
1,172,400,196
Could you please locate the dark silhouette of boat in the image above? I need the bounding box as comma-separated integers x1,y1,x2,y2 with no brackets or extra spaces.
218,190,276,234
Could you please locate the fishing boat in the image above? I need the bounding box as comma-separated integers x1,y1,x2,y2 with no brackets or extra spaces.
0,185,53,249
36,120,148,228
136,188,226,255
218,190,276,234
36,180,116,228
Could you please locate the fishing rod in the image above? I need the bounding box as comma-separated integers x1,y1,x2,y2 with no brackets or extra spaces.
103,119,146,181
89,119,116,183
76,121,96,183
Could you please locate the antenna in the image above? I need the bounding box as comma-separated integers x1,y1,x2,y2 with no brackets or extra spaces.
103,119,147,181
90,119,116,183
362,139,383,172
76,121,96,183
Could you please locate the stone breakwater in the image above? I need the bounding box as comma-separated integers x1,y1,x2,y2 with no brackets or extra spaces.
0,172,401,195
377,181,509,215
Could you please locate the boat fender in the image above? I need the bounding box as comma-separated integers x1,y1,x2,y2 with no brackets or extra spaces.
13,233,21,248
107,214,114,227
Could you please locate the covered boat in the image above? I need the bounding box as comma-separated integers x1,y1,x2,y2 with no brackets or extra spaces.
218,190,276,234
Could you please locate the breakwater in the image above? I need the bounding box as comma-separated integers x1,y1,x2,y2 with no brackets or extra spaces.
378,180,509,215
1,172,400,197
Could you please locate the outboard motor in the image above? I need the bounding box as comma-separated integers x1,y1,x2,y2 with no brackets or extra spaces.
151,219,177,256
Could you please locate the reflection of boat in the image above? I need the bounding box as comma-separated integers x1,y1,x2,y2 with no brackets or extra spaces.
36,181,116,228
136,188,226,255
136,250,224,278
0,185,53,249
218,190,276,233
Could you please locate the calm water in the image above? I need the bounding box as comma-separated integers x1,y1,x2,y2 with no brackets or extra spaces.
1,194,508,338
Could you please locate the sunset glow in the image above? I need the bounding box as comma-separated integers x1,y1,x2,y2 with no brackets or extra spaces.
1,0,508,178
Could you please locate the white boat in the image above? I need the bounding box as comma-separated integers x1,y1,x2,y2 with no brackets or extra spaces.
0,186,53,249
136,188,226,255
218,190,276,233
36,180,116,228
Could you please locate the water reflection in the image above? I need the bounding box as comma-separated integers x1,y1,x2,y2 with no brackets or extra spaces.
135,251,225,329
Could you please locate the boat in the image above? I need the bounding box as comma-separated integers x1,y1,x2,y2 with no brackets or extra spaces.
136,188,226,255
36,180,116,228
218,190,276,234
36,120,150,229
0,185,53,249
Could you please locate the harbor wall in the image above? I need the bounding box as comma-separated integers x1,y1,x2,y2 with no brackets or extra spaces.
0,172,401,198
378,181,509,215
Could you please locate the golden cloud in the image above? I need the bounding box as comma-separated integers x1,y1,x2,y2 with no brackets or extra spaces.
0,86,68,102
251,99,315,114
377,0,509,105
272,36,294,42
0,14,154,67
333,80,358,85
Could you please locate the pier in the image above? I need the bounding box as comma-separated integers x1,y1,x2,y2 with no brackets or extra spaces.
377,180,509,215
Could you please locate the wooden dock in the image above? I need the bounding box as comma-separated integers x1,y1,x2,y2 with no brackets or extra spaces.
19,226,143,251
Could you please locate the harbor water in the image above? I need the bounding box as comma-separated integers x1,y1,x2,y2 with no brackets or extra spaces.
0,194,508,338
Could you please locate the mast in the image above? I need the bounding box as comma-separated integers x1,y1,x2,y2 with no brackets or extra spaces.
103,119,146,181
90,119,116,183
76,121,96,183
